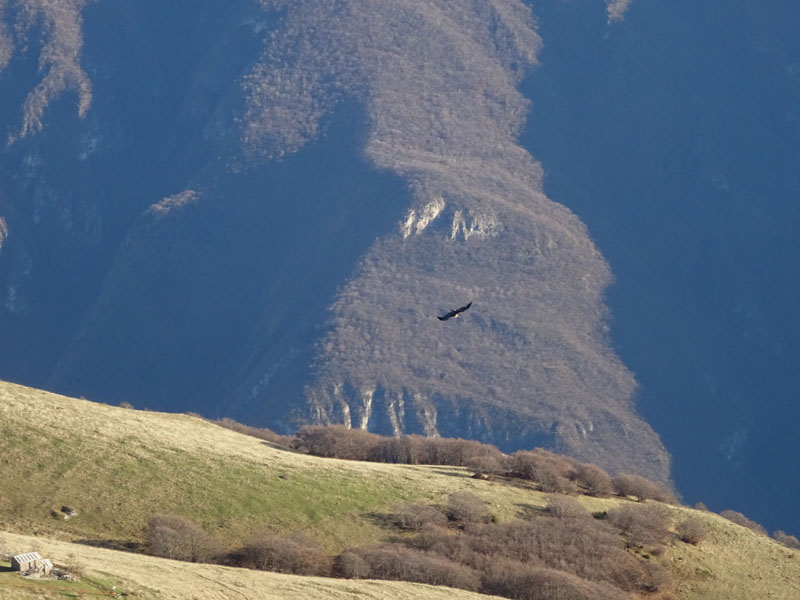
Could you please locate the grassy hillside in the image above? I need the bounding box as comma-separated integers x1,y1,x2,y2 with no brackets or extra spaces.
1,380,798,600
0,531,499,600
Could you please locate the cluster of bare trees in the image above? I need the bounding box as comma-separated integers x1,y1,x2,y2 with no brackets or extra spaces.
146,515,222,563
289,424,678,504
145,490,694,600
718,510,800,548
333,492,678,599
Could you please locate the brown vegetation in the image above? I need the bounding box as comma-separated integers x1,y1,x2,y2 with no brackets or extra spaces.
392,503,449,531
612,473,678,504
482,565,630,600
337,496,677,599
239,532,331,576
336,544,481,591
545,494,590,520
446,492,493,526
606,504,672,549
145,514,222,563
720,510,768,536
772,530,800,549
292,425,507,468
676,517,708,545
573,464,615,497
510,449,578,494
134,422,688,600
287,425,678,507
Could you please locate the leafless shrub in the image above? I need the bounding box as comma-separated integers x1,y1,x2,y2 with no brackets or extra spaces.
335,550,370,578
145,515,221,562
377,496,678,597
720,510,768,536
607,504,671,549
676,517,707,545
511,449,577,493
447,492,492,525
466,453,506,477
452,517,637,592
573,464,614,497
293,425,381,460
340,545,480,591
370,435,427,464
545,495,589,520
612,473,677,504
694,501,709,511
410,526,476,567
772,530,800,549
482,563,630,600
598,551,651,593
642,560,673,591
146,514,222,563
420,437,505,467
118,401,135,409
242,532,330,576
392,503,448,531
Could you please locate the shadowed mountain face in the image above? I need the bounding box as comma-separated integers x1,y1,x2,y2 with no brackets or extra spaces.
3,0,798,532
0,0,668,483
522,0,800,533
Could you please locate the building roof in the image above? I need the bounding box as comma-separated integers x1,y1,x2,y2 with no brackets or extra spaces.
11,552,42,563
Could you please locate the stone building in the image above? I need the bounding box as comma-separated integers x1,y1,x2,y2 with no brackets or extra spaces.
10,552,53,575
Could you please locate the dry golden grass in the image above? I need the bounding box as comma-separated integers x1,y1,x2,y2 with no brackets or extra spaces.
0,379,549,552
1,379,799,600
665,507,800,600
0,531,499,600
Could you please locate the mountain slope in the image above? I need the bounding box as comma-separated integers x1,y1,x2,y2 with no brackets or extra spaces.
519,0,800,534
1,531,499,600
0,0,669,482
1,380,799,600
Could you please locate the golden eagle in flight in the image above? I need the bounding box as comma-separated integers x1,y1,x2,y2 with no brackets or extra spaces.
438,302,472,321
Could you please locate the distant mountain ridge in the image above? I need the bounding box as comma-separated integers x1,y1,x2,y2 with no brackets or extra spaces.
0,0,669,485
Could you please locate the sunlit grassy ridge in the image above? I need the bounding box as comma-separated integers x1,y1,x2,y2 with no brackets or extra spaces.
0,380,543,551
0,533,499,600
1,379,798,600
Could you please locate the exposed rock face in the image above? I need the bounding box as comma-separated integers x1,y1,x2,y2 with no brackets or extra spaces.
0,0,670,482
232,0,669,479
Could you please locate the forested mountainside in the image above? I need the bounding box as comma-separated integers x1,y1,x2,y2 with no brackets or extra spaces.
1,0,798,534
0,0,667,483
520,0,800,534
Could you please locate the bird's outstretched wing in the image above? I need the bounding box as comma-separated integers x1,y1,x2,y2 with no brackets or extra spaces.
437,302,472,321
456,302,472,314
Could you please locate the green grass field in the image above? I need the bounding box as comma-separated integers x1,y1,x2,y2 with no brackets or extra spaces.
1,379,798,599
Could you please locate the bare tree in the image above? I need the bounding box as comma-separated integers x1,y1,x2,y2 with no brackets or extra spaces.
720,510,767,536
772,530,800,549
607,504,671,549
612,473,677,504
676,517,707,545
447,492,492,525
242,532,330,576
146,514,221,563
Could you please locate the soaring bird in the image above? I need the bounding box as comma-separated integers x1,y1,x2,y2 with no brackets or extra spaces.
437,302,472,321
